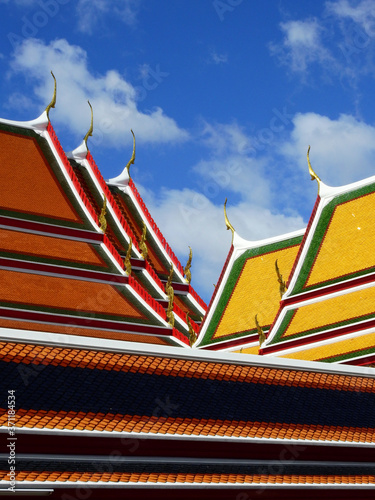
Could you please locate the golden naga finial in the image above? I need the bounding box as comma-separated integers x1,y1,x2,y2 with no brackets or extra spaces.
124,238,132,276
125,129,136,176
165,264,175,327
84,100,94,147
224,198,235,243
187,313,197,347
139,221,148,260
307,145,321,189
184,246,193,284
255,314,266,347
99,195,107,233
45,71,57,120
275,259,287,297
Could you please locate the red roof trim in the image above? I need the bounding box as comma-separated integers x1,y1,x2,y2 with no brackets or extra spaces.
282,272,375,307
172,327,189,346
144,260,165,291
200,333,259,351
262,317,375,355
0,256,127,283
128,178,184,276
86,151,141,253
47,123,99,228
0,306,171,335
128,275,167,320
188,284,208,310
0,215,102,241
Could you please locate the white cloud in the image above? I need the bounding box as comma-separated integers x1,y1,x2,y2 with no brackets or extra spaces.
208,51,228,65
4,92,34,110
9,38,188,146
195,122,272,206
270,19,334,73
141,111,375,300
141,186,304,301
282,112,375,186
76,0,140,33
136,120,306,301
326,0,375,36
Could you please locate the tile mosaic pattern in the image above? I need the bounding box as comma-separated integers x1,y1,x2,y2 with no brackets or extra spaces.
1,459,374,485
1,342,374,443
199,236,302,347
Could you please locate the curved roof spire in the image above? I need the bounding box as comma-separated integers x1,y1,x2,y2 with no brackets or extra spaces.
66,100,93,160
224,198,235,244
45,71,56,120
83,100,93,148
307,146,321,193
125,129,136,175
106,130,136,188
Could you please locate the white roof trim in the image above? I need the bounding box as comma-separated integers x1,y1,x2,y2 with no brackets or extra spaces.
1,326,374,377
196,227,305,348
286,173,375,298
66,153,142,259
124,185,186,281
2,426,375,447
2,480,374,490
106,164,130,188
266,278,375,346
0,111,49,136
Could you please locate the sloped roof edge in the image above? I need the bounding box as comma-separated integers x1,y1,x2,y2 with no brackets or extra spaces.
2,325,374,378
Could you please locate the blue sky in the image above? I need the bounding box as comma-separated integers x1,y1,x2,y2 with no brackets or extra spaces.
1,0,375,302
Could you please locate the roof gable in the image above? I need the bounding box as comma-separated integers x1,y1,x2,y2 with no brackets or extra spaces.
197,231,304,349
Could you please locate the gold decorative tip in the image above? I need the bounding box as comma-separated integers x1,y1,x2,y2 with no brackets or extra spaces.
224,198,235,243
184,246,192,284
125,129,136,176
124,238,132,276
165,264,175,327
84,100,94,147
255,314,266,346
139,221,148,260
307,146,321,190
187,313,197,347
99,195,107,233
275,259,287,297
45,71,57,120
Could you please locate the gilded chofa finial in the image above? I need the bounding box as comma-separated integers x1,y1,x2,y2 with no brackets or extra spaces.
307,146,321,191
84,100,94,147
255,314,266,347
45,71,57,120
184,246,192,284
124,238,132,276
187,313,197,348
125,130,136,176
275,259,287,297
165,264,175,327
139,221,148,260
99,195,107,233
224,198,235,243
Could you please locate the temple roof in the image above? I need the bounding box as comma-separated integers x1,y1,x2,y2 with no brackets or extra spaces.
263,173,375,364
197,229,304,350
1,335,374,493
0,110,205,348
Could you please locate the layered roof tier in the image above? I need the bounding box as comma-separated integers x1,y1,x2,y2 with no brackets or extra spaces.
1,333,374,496
0,108,206,348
